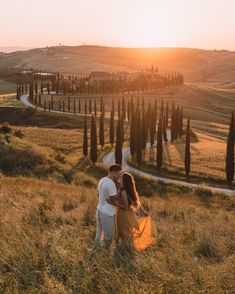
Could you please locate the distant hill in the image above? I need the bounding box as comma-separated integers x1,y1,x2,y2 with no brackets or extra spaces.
0,45,235,82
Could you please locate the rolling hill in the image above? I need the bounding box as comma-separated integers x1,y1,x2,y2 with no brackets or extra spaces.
0,45,235,82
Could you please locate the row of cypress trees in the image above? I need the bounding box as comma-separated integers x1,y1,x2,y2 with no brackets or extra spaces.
17,69,184,97
82,97,191,179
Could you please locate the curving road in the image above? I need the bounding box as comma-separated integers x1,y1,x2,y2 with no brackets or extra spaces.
20,94,235,196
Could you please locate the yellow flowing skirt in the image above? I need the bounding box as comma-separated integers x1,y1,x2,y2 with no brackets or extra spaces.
115,208,156,252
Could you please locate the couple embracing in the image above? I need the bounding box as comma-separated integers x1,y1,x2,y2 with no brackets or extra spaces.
94,164,156,252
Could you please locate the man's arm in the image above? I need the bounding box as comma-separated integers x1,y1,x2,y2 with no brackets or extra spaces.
107,194,118,204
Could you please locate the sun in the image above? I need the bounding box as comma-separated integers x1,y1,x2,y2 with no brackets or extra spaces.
120,2,180,47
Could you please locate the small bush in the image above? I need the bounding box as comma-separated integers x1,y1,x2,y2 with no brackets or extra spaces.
55,152,66,164
0,123,12,134
0,148,44,176
14,130,25,139
194,236,222,262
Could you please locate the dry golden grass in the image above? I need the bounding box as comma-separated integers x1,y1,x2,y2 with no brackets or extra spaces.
142,131,228,186
40,82,235,125
0,175,234,293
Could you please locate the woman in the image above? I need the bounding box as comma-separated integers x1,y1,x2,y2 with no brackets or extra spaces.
115,172,156,252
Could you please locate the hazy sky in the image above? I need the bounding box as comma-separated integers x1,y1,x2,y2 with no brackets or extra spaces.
1,0,235,50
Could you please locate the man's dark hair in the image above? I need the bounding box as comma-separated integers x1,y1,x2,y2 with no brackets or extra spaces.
109,164,122,173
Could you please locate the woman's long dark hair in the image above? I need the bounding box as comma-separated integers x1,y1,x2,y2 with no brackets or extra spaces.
121,172,140,207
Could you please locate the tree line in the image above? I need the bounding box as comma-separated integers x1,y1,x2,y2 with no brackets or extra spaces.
82,97,192,181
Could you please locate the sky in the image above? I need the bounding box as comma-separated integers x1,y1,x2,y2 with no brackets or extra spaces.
1,0,235,50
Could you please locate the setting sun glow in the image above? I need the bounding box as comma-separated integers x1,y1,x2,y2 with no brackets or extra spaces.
1,0,235,49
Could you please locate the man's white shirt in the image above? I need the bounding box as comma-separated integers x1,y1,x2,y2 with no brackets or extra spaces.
97,177,117,216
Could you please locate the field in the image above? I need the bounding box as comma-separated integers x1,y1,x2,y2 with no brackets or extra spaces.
0,175,234,293
0,79,16,95
0,82,234,293
40,82,235,124
134,130,228,187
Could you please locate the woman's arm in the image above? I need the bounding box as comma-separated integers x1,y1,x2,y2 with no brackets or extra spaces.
139,205,149,216
115,190,129,210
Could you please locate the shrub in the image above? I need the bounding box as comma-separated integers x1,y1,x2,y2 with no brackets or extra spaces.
0,123,12,134
55,152,66,164
194,236,222,262
14,130,25,139
0,148,44,176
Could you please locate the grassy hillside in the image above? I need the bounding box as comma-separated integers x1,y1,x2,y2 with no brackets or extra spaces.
0,175,234,293
134,131,228,187
0,79,16,95
0,46,235,82
0,93,234,292
40,83,235,124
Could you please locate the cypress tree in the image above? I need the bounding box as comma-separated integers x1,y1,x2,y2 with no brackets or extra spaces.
122,97,126,120
118,99,121,118
154,98,158,122
115,118,122,165
47,82,50,94
59,100,61,112
62,101,65,113
100,97,103,114
109,109,114,147
175,105,180,139
41,83,43,94
136,110,142,165
68,96,70,112
163,115,168,142
130,109,137,157
99,113,105,148
171,103,175,142
226,112,234,186
179,106,184,138
35,82,38,96
127,100,130,122
90,116,97,164
78,99,81,113
166,101,169,128
112,98,115,114
85,101,87,114
102,102,105,117
16,86,20,100
157,115,163,171
83,114,88,157
73,99,76,115
141,111,147,151
150,110,155,147
94,99,97,117
185,117,191,179
89,98,92,114
161,100,164,115
51,96,54,110
29,83,33,101
120,114,124,143
142,97,145,116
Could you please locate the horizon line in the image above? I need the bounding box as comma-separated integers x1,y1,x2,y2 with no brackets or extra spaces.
1,44,235,53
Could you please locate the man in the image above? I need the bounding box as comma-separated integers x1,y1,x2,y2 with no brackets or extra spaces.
94,164,122,248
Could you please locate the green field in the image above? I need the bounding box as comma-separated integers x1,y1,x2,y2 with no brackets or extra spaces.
0,79,16,95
